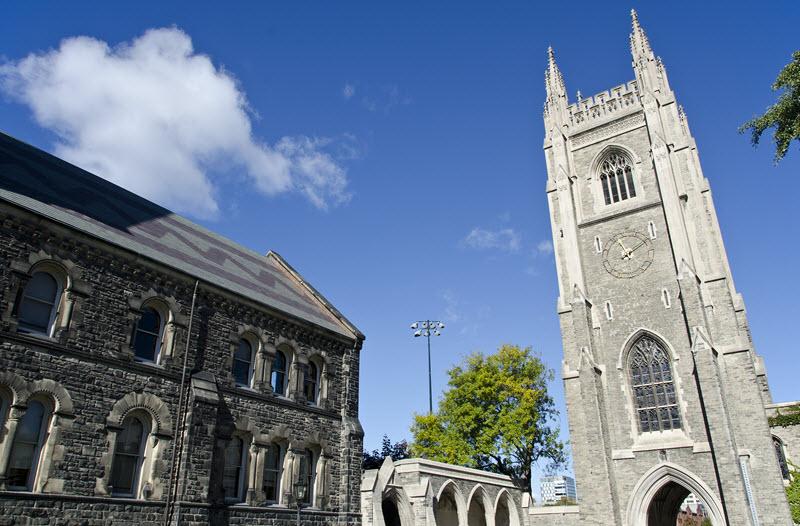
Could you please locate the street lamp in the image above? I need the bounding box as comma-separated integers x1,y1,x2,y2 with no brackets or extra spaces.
293,480,307,526
410,320,445,414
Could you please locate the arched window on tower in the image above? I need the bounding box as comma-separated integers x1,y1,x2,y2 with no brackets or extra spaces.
629,336,681,433
133,307,163,363
6,400,51,490
773,436,790,481
600,152,636,205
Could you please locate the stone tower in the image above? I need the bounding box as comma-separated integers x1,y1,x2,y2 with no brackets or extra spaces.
543,11,793,526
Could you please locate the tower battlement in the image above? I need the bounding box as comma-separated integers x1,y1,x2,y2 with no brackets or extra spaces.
566,80,640,130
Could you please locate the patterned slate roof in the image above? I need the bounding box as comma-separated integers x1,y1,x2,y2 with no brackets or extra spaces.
0,131,360,340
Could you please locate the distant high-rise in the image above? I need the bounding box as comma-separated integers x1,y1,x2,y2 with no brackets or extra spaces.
541,475,577,505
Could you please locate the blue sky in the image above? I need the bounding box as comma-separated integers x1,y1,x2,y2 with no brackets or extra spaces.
2,1,799,486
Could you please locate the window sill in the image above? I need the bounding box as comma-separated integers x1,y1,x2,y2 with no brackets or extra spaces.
632,429,692,452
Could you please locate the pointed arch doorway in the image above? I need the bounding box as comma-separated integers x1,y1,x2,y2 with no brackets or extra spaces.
627,463,724,526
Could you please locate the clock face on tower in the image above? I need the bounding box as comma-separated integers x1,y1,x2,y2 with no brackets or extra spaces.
602,231,654,279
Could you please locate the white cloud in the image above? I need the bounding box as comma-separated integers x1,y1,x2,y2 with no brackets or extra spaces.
463,227,521,252
342,83,355,99
536,239,554,255
0,27,352,217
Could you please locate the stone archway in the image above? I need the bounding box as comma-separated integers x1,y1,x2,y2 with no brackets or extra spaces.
466,485,492,526
434,480,465,526
382,497,402,526
494,489,520,526
627,463,724,526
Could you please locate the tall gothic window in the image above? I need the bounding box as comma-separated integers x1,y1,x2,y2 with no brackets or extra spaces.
629,336,681,432
109,415,148,497
133,307,163,363
232,339,254,387
6,400,50,490
600,152,636,205
774,436,790,481
17,271,61,336
271,351,288,395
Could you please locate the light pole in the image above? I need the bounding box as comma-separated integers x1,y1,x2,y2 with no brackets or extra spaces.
410,320,445,414
293,480,307,526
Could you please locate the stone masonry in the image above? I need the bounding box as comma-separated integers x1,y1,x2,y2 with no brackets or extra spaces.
0,130,365,525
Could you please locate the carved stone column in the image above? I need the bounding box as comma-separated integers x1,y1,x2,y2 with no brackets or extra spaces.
0,405,24,490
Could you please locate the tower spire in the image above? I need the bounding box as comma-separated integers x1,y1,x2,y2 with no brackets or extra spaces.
629,10,670,95
544,46,568,129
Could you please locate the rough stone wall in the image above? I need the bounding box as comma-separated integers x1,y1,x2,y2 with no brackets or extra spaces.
0,201,364,525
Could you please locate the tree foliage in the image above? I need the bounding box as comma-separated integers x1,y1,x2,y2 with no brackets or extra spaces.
740,50,800,162
788,463,800,523
362,435,410,470
410,344,564,492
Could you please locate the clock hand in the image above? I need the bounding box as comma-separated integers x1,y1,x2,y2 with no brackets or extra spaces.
617,239,632,260
627,240,647,255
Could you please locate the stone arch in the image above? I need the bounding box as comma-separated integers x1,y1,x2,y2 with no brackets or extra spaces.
626,462,725,526
587,144,645,207
0,371,31,407
107,392,172,437
493,488,521,526
466,483,493,526
616,328,679,371
435,479,467,526
380,486,415,526
26,378,74,417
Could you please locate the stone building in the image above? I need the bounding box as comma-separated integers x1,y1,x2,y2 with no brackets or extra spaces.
0,130,364,525
543,9,794,526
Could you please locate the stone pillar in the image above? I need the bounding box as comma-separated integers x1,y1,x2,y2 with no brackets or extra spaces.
0,405,24,490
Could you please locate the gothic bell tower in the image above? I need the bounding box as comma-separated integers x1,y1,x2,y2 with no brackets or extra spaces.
543,11,792,525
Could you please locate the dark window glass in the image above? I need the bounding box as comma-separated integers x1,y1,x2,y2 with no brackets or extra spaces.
263,443,282,502
133,308,161,362
629,336,681,432
774,437,790,481
625,167,636,197
223,437,245,502
6,401,48,490
233,339,253,386
304,362,319,405
271,351,287,395
18,272,59,335
298,450,314,505
110,416,147,496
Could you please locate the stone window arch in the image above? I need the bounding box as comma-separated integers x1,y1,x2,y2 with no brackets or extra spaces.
304,359,321,406
0,376,75,493
97,392,172,500
272,343,296,397
3,255,89,340
123,293,182,364
261,441,284,504
298,448,316,505
628,335,681,433
598,150,637,205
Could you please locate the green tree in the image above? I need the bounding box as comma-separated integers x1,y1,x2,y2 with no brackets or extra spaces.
410,344,564,492
787,464,800,523
362,435,410,470
740,51,800,162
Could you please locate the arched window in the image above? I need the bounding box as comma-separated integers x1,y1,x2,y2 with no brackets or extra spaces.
271,351,288,396
6,400,50,490
629,336,681,432
223,436,247,503
17,272,61,336
298,449,315,505
599,152,636,205
233,339,254,387
133,307,162,363
774,436,790,481
109,415,148,497
262,442,283,503
304,362,320,405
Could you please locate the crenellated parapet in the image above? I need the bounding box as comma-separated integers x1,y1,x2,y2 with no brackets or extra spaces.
566,81,640,132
